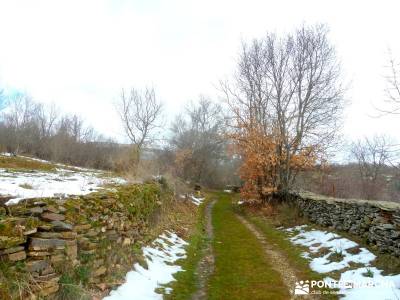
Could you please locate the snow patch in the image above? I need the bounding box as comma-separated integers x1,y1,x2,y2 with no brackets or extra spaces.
0,154,126,205
285,225,400,299
288,228,374,273
104,231,187,300
325,268,400,299
190,195,205,206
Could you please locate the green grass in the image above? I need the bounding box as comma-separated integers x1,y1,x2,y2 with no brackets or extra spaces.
57,273,90,300
208,192,289,300
363,267,374,278
163,195,210,299
246,214,337,298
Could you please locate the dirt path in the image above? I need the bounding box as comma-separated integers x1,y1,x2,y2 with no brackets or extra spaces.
191,199,216,300
236,214,316,300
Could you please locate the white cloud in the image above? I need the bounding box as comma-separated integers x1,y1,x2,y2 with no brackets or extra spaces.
0,0,399,142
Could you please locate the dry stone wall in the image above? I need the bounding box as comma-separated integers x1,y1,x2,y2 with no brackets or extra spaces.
293,191,400,256
0,183,166,298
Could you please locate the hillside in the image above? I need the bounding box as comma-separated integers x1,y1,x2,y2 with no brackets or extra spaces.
0,153,126,205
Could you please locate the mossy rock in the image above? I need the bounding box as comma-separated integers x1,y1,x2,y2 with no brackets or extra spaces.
0,235,26,249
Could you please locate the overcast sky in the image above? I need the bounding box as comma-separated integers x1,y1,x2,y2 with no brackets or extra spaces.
0,0,399,150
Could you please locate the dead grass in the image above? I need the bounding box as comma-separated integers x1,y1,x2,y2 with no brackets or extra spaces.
18,183,33,189
0,155,56,172
310,247,331,258
346,247,361,255
241,200,309,228
327,251,344,262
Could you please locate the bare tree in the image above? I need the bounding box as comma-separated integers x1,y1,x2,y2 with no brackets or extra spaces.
350,136,391,199
117,87,163,165
0,96,120,169
376,56,400,115
373,55,400,169
222,24,345,197
37,103,59,139
2,94,40,154
169,97,230,186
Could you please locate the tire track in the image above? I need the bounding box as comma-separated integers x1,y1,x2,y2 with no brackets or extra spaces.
191,199,216,300
236,214,320,300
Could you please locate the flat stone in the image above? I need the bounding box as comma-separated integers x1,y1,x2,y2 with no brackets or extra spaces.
38,224,53,231
51,221,73,232
5,250,26,261
34,231,77,240
44,205,59,213
29,207,44,215
41,265,55,276
26,259,50,273
41,212,65,222
23,228,38,235
0,246,24,255
28,251,51,257
381,223,395,230
29,238,66,251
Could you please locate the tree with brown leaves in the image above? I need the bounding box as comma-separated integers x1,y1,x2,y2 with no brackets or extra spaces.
223,24,345,202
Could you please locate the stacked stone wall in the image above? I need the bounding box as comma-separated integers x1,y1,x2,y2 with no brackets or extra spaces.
293,191,400,256
0,183,164,298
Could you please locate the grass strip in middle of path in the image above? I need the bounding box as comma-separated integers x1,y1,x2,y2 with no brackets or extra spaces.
208,192,289,300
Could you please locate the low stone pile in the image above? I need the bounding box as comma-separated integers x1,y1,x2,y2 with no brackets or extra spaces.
293,191,400,257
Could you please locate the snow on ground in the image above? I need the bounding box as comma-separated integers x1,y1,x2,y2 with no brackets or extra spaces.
178,194,205,206
0,154,126,205
190,195,205,206
104,231,187,300
285,225,400,299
